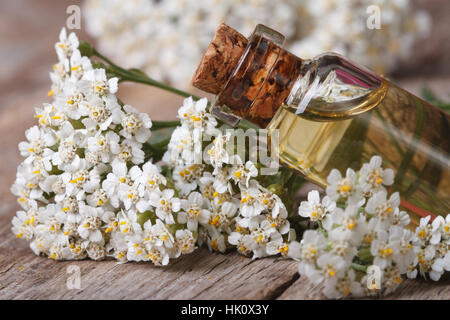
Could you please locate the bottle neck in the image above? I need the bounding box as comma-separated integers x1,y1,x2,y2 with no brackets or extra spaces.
285,53,386,121
212,24,303,128
207,24,385,127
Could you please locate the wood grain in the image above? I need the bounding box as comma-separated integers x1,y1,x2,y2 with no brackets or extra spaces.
0,216,300,299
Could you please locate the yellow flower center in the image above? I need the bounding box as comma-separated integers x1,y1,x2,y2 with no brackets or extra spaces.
210,239,218,250
418,229,427,239
209,216,220,226
256,235,263,243
339,184,351,193
380,247,393,258
328,268,336,277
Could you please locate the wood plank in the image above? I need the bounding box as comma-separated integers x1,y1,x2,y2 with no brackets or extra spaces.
277,272,450,300
0,235,299,299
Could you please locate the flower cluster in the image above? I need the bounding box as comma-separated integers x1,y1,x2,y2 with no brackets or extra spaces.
11,28,297,266
83,0,430,87
83,0,299,88
11,27,449,299
291,156,449,298
413,215,450,281
290,0,431,74
162,97,296,259
10,28,196,266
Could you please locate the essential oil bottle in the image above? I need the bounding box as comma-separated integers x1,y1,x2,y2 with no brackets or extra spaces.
191,23,449,224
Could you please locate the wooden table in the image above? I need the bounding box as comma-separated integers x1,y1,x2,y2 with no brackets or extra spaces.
1,220,450,300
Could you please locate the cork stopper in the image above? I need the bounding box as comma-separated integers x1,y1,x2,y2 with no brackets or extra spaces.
192,23,303,127
191,23,248,94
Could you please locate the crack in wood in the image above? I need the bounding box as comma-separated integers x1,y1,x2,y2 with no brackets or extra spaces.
266,272,300,300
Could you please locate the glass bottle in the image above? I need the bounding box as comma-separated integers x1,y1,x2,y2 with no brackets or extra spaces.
193,24,450,224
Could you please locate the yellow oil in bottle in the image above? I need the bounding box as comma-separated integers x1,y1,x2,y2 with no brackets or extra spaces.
268,80,450,224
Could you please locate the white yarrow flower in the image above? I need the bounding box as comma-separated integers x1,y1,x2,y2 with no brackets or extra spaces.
298,190,336,222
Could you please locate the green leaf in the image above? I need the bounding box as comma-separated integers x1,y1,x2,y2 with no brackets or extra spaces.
137,210,157,226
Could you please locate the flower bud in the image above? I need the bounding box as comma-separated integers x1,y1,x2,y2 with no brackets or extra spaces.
78,41,94,57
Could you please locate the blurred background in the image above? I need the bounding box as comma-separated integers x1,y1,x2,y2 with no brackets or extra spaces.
0,0,449,211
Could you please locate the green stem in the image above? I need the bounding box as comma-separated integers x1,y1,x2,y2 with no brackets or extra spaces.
357,247,373,264
93,48,201,100
152,120,181,129
148,137,172,150
236,119,260,130
335,202,347,209
351,263,368,273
